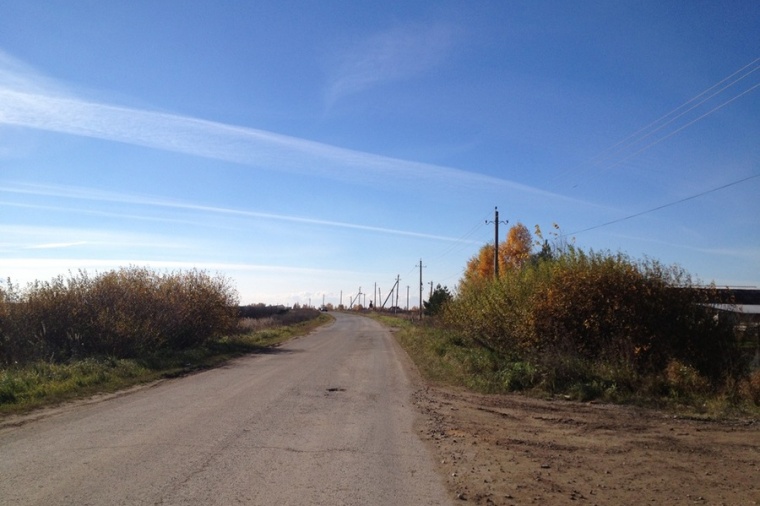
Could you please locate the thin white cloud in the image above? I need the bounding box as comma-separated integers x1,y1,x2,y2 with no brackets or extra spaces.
0,49,590,203
0,85,547,193
0,223,188,252
0,182,478,243
689,246,760,261
0,258,358,276
0,200,214,228
25,241,88,250
326,23,456,104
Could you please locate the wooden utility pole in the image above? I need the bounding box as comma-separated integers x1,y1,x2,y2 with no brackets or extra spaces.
381,276,400,310
417,259,426,319
486,207,508,278
395,275,400,309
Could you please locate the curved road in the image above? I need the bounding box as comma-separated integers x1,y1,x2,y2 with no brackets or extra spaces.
0,312,452,505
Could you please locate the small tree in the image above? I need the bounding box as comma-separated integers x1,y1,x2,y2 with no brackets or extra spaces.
424,284,453,316
461,223,534,290
462,244,495,286
501,222,533,270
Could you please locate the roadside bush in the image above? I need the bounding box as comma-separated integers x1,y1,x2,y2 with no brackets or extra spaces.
234,308,321,335
275,308,320,326
0,267,238,364
444,247,743,395
665,359,710,398
497,361,539,391
739,370,760,405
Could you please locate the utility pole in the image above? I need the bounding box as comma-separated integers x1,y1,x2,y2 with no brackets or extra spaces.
406,285,410,311
340,290,343,308
374,282,377,309
381,276,400,310
395,275,400,310
486,206,508,279
429,281,434,298
416,259,426,320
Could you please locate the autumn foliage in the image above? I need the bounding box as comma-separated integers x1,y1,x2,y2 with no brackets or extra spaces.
446,235,743,395
462,222,534,286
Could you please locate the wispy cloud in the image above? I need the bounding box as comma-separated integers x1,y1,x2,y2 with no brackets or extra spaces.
25,241,88,250
689,246,760,261
0,48,587,203
0,182,477,243
0,200,213,228
0,223,188,253
0,258,358,276
325,23,456,105
0,85,530,192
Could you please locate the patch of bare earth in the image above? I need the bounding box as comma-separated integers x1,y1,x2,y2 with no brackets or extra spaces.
413,387,760,505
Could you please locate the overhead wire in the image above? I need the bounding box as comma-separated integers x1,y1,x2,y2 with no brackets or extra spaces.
393,212,493,290
604,80,760,171
549,56,760,190
587,57,760,172
567,173,760,236
430,212,496,288
551,56,760,236
430,211,492,262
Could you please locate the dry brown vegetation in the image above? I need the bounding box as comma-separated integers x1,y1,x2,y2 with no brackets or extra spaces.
0,267,239,364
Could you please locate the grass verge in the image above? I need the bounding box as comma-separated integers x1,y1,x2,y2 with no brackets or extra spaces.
374,314,507,390
377,313,760,418
0,313,332,416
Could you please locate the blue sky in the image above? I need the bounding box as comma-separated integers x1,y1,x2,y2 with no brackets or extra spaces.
1,1,759,307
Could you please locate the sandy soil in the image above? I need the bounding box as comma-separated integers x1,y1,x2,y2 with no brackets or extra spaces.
413,387,760,505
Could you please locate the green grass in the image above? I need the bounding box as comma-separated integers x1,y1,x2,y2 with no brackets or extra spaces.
0,312,332,416
374,314,507,391
378,313,760,418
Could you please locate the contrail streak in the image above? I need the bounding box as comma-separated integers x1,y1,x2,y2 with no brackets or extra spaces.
0,87,538,193
0,182,472,243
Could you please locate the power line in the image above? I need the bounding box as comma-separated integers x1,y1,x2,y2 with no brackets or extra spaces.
604,80,760,172
567,173,760,236
429,211,493,263
407,212,493,284
550,56,760,190
588,57,760,172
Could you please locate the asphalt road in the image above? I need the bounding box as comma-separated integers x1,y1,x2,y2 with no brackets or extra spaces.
0,312,452,505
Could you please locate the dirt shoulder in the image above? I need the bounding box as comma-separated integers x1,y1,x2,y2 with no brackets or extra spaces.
413,386,760,505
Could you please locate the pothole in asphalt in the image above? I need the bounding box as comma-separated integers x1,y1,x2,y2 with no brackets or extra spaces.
326,387,346,392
